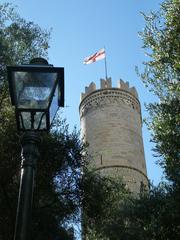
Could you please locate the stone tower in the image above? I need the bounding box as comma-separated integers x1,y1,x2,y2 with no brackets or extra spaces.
79,78,148,193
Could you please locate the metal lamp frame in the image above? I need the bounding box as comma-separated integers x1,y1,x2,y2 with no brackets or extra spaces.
7,65,64,131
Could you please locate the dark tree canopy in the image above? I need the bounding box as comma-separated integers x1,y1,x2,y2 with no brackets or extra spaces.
137,0,180,98
137,0,180,187
0,3,83,240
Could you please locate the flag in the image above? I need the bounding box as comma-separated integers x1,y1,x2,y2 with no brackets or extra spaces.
83,48,105,64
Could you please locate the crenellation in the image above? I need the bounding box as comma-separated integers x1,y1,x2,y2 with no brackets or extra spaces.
129,86,138,99
81,82,96,101
117,79,129,90
85,82,96,94
81,78,139,101
80,93,86,101
100,77,112,89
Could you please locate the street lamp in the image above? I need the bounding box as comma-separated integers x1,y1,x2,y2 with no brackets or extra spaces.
7,58,64,131
7,58,64,240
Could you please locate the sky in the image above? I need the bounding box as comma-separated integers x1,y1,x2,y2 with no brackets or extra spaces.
4,0,164,185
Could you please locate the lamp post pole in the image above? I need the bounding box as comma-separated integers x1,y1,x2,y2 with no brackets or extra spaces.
14,132,41,240
7,57,64,240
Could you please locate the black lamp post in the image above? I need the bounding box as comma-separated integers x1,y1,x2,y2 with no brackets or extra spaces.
7,58,64,240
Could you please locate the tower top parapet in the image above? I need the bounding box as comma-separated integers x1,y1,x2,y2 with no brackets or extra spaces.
80,78,138,101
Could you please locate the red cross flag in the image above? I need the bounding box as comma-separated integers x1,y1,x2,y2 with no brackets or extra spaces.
83,48,106,64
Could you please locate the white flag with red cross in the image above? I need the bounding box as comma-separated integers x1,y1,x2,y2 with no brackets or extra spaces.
83,48,106,64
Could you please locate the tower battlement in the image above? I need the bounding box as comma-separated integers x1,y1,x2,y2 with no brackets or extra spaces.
81,78,138,101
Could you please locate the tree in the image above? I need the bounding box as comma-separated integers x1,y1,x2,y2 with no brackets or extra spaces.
0,3,84,240
136,0,180,238
82,179,180,240
31,120,84,240
137,0,180,98
80,171,129,240
137,0,180,188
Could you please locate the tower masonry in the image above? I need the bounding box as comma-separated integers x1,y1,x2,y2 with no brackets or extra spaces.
79,78,148,193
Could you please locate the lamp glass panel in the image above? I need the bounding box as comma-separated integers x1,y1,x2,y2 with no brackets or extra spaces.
34,112,47,130
19,111,47,130
49,87,59,125
19,112,31,129
13,71,57,109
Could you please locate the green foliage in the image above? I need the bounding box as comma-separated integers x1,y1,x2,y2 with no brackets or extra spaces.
84,182,180,240
137,0,180,98
0,115,83,239
138,0,180,186
0,3,83,240
0,3,50,70
0,2,51,128
147,98,180,186
81,171,129,239
31,118,84,240
134,0,180,239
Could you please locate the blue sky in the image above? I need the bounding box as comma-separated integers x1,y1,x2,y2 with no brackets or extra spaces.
5,0,164,185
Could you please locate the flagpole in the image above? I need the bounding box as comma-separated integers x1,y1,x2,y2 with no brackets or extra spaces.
83,47,108,80
104,46,108,80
